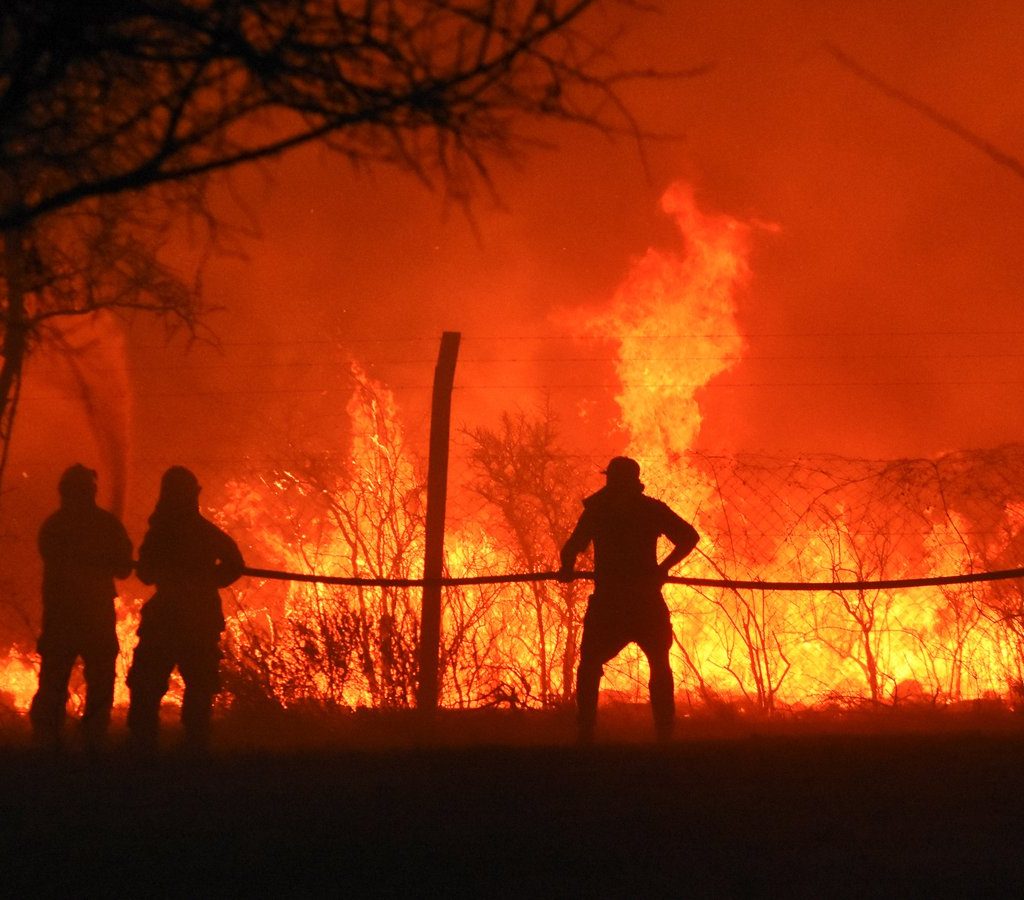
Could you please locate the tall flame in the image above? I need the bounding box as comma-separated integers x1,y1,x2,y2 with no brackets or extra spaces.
589,182,754,481
6,184,1024,724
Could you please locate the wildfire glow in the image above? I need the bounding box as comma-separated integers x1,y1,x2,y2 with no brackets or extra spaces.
0,596,181,714
0,651,37,712
3,182,1023,722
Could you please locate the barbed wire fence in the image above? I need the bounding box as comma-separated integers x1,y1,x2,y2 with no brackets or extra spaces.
220,433,1024,716
659,446,1024,712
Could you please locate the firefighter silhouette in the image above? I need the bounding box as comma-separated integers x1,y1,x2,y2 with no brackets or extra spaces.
127,466,244,750
559,457,699,743
30,464,134,748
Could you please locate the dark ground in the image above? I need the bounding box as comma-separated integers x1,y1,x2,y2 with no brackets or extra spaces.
2,709,1024,896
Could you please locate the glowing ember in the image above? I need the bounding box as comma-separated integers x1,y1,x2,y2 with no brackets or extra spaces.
0,651,37,713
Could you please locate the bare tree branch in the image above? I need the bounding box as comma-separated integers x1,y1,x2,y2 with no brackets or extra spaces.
0,0,689,495
825,42,1024,181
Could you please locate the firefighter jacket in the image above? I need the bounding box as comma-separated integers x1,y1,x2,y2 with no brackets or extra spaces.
135,510,244,639
38,501,133,644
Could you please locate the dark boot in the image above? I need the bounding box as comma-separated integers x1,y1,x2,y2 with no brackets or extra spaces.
127,695,161,756
575,658,603,746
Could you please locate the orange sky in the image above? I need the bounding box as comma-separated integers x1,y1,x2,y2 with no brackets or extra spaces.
11,0,1024,561
168,0,1024,454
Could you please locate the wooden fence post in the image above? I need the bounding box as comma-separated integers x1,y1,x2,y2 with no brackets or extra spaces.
416,331,460,712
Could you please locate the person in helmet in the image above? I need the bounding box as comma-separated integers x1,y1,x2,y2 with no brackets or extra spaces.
30,464,134,748
127,466,244,751
558,457,699,743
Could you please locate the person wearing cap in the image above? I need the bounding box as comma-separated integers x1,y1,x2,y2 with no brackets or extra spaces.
30,464,134,748
558,456,699,743
127,466,244,751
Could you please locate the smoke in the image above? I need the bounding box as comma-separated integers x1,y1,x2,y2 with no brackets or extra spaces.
9,0,1024,572
147,0,1024,465
46,314,133,518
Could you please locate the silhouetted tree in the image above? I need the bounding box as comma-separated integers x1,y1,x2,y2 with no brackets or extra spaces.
0,197,200,485
1,0,671,488
799,506,910,705
826,43,1024,183
223,364,426,708
219,366,552,710
467,408,589,706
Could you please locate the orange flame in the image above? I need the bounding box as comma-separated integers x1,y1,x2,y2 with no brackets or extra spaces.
588,182,755,475
3,184,1023,721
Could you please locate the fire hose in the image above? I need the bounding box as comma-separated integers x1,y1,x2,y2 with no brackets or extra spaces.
241,564,1024,592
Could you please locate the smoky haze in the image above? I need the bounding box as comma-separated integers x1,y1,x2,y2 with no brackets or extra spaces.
7,0,1024,634
145,0,1024,460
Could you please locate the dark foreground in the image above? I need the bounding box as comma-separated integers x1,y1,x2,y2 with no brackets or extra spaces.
3,722,1024,895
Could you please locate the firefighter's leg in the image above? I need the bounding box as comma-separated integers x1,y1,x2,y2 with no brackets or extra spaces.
575,650,604,741
126,634,174,751
640,608,676,742
178,637,221,749
80,641,117,747
577,600,627,742
29,644,75,746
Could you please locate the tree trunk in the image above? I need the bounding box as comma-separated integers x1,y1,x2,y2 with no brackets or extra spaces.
0,228,29,498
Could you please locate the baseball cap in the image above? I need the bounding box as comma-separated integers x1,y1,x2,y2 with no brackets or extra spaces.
602,456,642,485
